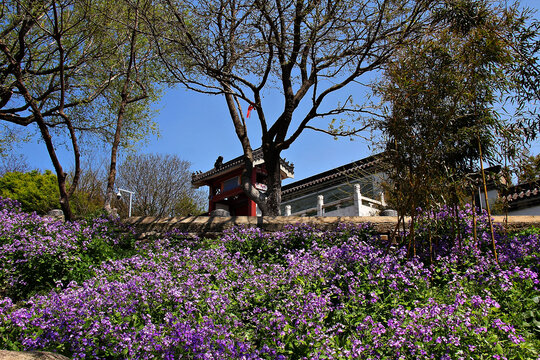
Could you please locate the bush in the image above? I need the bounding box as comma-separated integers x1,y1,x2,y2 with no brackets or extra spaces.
0,170,60,214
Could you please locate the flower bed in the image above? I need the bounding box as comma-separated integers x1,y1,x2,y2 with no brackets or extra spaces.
0,199,538,359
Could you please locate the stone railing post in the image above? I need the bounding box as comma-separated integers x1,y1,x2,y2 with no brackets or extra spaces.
317,195,324,216
353,184,362,216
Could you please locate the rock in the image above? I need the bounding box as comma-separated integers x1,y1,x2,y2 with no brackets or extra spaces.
380,209,398,216
109,208,119,218
210,209,230,217
46,209,64,222
0,350,70,360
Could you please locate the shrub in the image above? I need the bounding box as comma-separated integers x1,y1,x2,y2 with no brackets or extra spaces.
0,170,60,214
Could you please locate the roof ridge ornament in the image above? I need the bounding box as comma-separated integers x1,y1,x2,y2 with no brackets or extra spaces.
214,156,223,170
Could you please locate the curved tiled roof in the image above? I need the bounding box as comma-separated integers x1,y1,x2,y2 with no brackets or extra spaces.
281,153,385,197
504,180,540,208
191,148,294,186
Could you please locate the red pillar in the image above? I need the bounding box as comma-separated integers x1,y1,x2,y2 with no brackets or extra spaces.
249,170,257,216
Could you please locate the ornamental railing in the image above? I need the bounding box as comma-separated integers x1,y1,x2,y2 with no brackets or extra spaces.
284,184,385,217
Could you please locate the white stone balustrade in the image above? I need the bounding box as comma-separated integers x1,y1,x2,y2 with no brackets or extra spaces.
285,186,385,217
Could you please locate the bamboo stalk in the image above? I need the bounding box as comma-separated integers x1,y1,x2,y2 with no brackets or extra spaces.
478,138,499,265
472,190,478,249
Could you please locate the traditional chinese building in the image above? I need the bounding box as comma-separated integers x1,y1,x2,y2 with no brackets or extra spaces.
280,153,388,216
502,179,540,215
191,148,294,216
193,150,520,217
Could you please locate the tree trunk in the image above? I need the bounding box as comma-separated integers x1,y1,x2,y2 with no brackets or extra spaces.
103,13,142,216
238,145,283,217
103,96,128,215
13,71,75,221
472,189,478,249
239,147,267,214
103,139,121,215
34,117,74,221
57,173,73,221
263,152,282,216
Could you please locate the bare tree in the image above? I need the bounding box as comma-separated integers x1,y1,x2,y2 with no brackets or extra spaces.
0,153,30,175
116,153,205,217
68,158,107,218
143,0,434,215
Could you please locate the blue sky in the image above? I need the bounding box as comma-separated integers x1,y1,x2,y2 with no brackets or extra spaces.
136,84,378,185
10,0,540,186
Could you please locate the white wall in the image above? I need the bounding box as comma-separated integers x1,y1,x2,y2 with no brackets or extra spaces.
324,204,379,217
479,189,498,210
508,205,540,216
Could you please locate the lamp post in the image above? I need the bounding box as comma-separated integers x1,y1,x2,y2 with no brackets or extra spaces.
117,188,135,217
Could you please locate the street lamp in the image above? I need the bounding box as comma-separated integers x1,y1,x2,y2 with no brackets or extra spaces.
116,188,135,217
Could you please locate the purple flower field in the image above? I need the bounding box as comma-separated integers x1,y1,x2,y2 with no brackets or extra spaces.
0,198,539,359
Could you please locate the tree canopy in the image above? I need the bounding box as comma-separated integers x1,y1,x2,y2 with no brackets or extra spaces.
372,0,540,261
145,0,436,215
0,0,163,220
517,153,540,183
2,0,539,219
375,0,538,213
